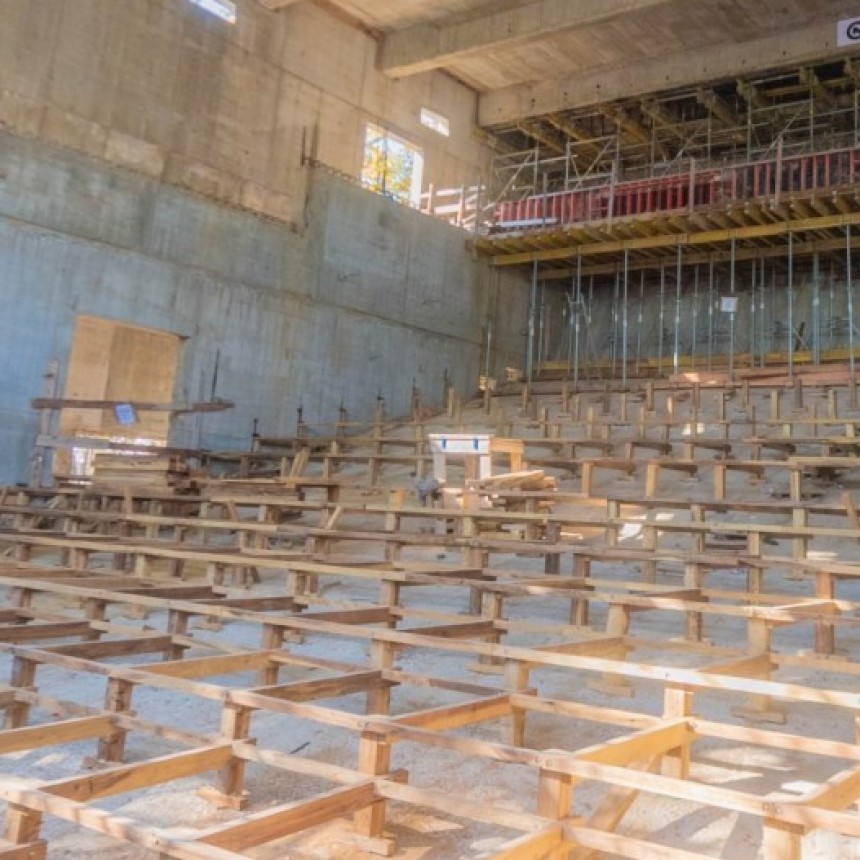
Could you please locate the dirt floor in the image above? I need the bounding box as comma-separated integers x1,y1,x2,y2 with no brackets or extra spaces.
2,384,860,858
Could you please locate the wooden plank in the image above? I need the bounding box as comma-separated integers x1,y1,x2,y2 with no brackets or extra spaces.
480,826,565,860
0,779,245,860
196,782,377,850
250,671,385,703
0,716,115,754
42,745,234,801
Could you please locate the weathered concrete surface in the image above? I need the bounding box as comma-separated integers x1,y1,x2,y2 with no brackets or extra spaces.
0,0,491,224
0,132,527,483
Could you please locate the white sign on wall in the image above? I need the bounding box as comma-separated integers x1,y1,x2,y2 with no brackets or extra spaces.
720,296,738,314
837,18,860,47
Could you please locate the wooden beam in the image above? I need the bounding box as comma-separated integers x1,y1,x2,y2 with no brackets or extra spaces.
30,399,232,414
381,0,672,78
195,782,377,851
0,716,114,755
483,211,860,267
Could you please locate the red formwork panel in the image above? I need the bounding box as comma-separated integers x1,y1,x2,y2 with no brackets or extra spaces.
492,146,860,232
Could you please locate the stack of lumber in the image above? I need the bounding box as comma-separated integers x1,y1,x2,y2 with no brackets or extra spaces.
91,453,196,493
465,469,557,512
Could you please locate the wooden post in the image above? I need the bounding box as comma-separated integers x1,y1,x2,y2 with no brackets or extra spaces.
536,759,573,860
762,821,802,860
96,678,134,762
353,730,392,848
662,687,693,778
504,661,530,747
199,703,252,810
4,805,46,860
6,657,36,729
770,389,780,421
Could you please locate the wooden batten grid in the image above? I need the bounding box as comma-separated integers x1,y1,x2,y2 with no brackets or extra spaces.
3,379,860,858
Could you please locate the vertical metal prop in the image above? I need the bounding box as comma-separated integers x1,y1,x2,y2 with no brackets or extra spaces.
749,260,756,369
729,238,736,378
673,245,682,375
636,271,645,375
760,258,766,368
691,265,699,368
526,261,537,383
787,230,794,379
611,268,620,377
812,251,821,366
573,251,582,385
622,249,629,387
658,263,666,375
707,261,715,371
848,225,856,378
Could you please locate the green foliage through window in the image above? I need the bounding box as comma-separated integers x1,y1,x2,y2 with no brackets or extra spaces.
362,125,423,204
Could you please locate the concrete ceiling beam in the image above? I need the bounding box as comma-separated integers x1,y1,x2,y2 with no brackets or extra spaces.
479,18,860,126
379,0,673,79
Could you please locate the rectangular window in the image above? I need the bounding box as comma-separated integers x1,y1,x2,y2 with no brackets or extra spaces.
420,108,450,137
188,0,237,23
361,124,424,206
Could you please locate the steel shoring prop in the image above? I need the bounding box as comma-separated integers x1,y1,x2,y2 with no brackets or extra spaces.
788,230,794,380
708,261,715,372
658,263,666,376
848,224,856,383
566,274,574,380
636,271,645,376
611,267,620,378
673,245,682,375
622,249,629,387
526,260,538,384
813,251,821,366
574,250,582,386
759,257,767,369
588,275,596,380
691,265,699,369
729,238,736,380
748,260,756,370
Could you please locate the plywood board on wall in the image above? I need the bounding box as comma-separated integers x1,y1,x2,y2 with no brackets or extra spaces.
56,315,182,474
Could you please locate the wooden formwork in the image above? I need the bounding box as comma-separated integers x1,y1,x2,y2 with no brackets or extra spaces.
3,378,860,857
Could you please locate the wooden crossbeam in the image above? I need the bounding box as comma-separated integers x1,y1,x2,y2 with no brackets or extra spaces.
194,781,377,851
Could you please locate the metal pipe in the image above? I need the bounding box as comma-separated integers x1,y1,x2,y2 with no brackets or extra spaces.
787,230,794,379
622,249,629,387
749,259,756,369
673,245,682,374
658,263,666,375
636,271,645,375
526,260,537,383
760,257,766,368
573,251,582,385
611,267,620,376
729,238,736,378
691,265,699,368
707,260,715,371
812,251,820,366
848,224,856,377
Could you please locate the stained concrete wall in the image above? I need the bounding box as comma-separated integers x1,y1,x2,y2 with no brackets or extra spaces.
0,132,528,483
534,263,857,372
0,0,494,225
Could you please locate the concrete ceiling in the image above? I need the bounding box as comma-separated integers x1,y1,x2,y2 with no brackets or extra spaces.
266,0,860,129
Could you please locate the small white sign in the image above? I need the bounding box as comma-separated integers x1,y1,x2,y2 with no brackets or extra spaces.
720,296,738,313
837,17,860,47
114,404,137,426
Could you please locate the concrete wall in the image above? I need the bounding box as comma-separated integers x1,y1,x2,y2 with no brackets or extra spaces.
0,131,528,484
0,0,493,225
534,262,857,372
